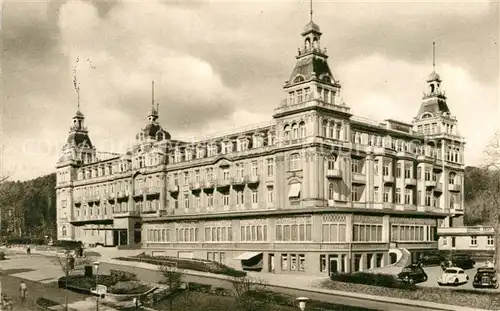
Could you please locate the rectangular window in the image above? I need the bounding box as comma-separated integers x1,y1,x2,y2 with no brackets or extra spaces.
374,160,379,175
373,186,379,202
223,194,230,207
290,154,300,170
252,190,258,204
404,189,412,204
251,161,259,176
383,187,390,203
299,254,305,271
470,236,478,246
395,188,401,204
383,161,390,176
183,193,189,209
267,186,274,204
417,167,422,180
396,163,401,178
405,165,412,178
267,158,274,176
488,236,494,246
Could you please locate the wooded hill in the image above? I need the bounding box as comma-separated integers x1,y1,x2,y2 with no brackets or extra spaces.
0,173,56,238
0,166,495,239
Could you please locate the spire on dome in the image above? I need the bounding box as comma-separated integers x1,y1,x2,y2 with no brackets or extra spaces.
148,81,159,121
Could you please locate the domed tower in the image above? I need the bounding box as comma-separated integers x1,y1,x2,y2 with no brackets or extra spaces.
413,42,465,228
56,108,96,241
135,81,171,144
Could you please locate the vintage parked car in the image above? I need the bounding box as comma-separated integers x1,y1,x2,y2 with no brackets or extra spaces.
437,267,469,286
397,264,428,284
450,254,476,270
418,253,447,266
473,267,499,289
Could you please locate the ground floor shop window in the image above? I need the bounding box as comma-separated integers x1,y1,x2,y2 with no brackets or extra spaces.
366,253,374,269
290,254,297,270
320,255,327,272
207,252,212,260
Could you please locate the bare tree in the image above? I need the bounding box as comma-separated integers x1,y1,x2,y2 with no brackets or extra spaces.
230,276,279,311
54,250,92,311
158,262,184,310
477,131,500,271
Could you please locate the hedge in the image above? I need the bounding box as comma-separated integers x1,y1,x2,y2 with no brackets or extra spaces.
330,272,417,290
51,240,83,249
58,270,140,294
114,255,247,277
6,237,45,245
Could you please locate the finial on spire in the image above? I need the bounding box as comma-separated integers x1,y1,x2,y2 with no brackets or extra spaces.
310,0,313,22
432,41,436,71
151,80,155,111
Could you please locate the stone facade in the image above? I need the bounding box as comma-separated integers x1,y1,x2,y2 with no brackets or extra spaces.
55,16,465,276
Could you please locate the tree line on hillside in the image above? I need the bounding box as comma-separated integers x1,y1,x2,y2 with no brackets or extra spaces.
0,173,56,239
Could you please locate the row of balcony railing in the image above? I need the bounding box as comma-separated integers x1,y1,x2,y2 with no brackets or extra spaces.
168,175,262,193
74,187,162,203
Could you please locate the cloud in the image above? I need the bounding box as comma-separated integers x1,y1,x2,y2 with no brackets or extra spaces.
1,0,498,181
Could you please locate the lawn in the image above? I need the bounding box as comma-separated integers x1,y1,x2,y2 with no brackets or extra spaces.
113,253,247,277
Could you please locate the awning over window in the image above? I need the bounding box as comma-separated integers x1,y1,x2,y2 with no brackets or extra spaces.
234,252,262,261
288,183,301,198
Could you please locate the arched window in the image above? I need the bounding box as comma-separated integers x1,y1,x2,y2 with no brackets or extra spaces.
157,132,164,141
292,123,298,139
299,121,306,138
61,226,67,237
284,125,291,140
448,172,456,185
313,37,319,49
322,120,328,137
305,38,311,50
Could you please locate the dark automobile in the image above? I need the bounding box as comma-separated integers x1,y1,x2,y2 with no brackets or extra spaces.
397,264,428,284
418,253,447,267
450,254,476,270
473,267,499,288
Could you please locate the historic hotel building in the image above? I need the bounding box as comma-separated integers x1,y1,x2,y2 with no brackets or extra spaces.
56,17,465,276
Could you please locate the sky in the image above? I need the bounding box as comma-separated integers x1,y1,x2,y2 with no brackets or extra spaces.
1,0,499,181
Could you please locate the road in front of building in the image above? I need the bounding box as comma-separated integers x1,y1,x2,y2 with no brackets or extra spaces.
98,261,459,311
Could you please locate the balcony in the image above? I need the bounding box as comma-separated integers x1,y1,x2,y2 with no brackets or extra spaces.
449,184,461,192
133,189,144,197
326,169,342,179
168,184,179,193
434,183,443,193
383,175,395,184
74,197,82,204
203,180,215,189
425,180,437,188
396,151,415,159
404,178,417,187
231,176,246,186
189,182,202,191
216,178,231,188
147,186,161,195
451,205,464,215
116,191,129,199
112,210,140,217
107,193,115,200
247,174,260,184
351,172,366,184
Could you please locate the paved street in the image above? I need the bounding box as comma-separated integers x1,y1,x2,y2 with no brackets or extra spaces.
0,252,87,310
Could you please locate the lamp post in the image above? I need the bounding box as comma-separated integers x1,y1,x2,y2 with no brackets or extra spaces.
94,261,100,311
296,297,310,311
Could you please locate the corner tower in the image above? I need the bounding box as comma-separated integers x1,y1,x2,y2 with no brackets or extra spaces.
56,108,96,241
413,42,465,227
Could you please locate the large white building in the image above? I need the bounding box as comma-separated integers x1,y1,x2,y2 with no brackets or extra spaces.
55,13,465,275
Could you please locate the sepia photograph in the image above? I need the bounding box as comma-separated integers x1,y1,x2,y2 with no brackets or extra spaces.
0,0,499,310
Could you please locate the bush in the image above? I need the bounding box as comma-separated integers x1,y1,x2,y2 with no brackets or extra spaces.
0,251,5,260
110,269,137,282
58,274,116,291
35,297,60,309
109,281,151,294
330,272,417,290
52,240,83,249
7,237,45,245
188,282,213,293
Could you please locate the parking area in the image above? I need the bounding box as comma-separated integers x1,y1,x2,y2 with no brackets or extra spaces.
417,263,500,292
